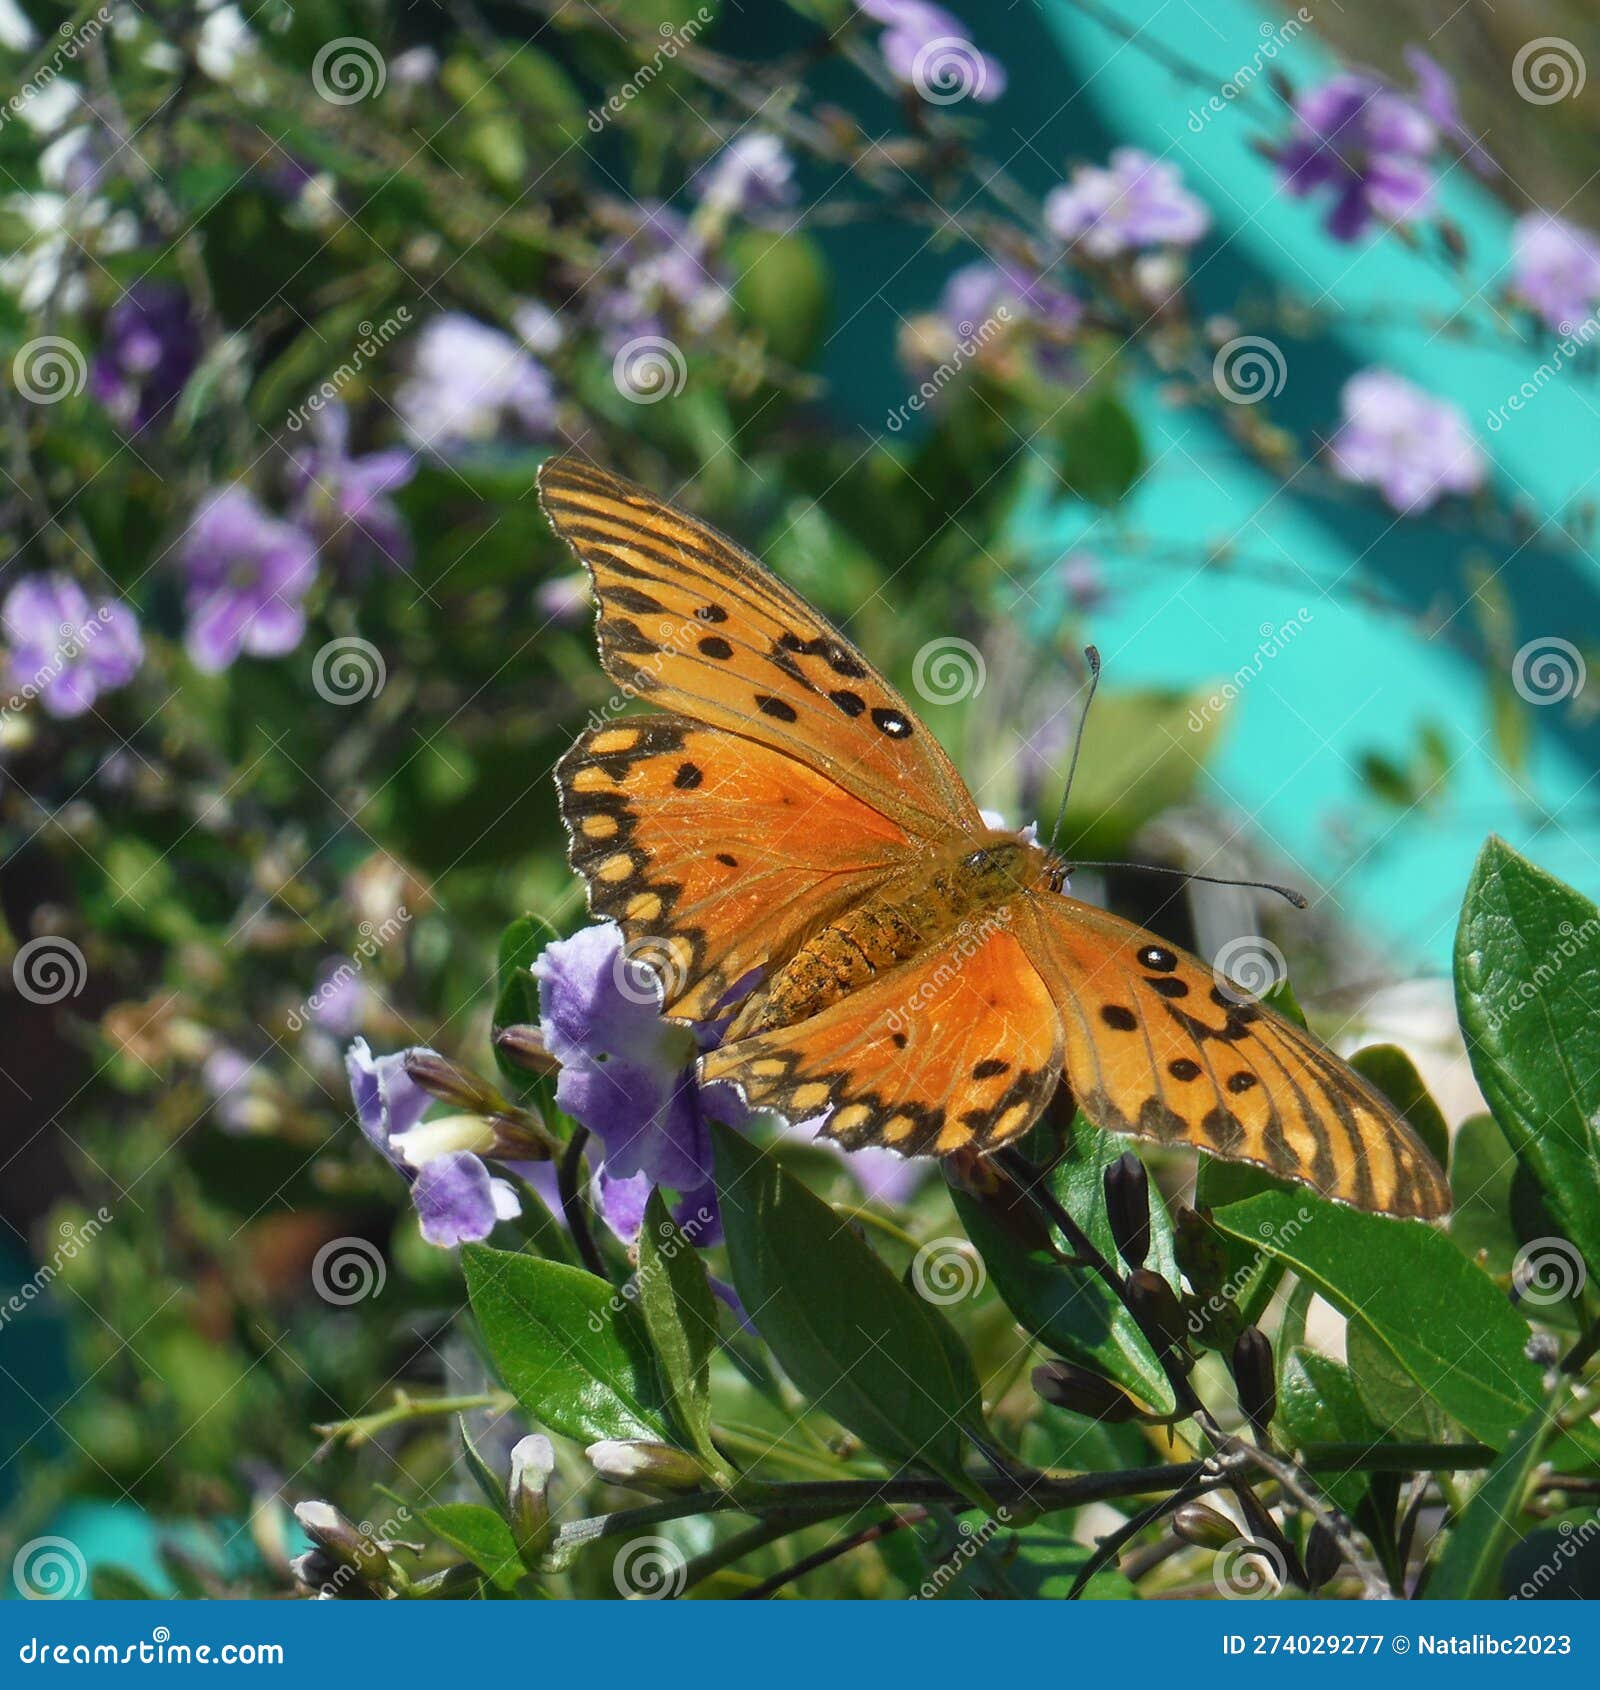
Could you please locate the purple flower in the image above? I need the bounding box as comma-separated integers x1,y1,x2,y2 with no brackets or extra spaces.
289,402,414,570
860,2,1005,104
1059,550,1106,612
1328,369,1485,514
90,282,199,433
536,573,591,625
2,573,142,718
1403,48,1492,178
1512,212,1600,334
938,260,1080,337
1273,75,1435,242
1045,149,1209,258
308,956,366,1037
345,1038,520,1246
594,204,729,347
693,133,796,216
178,488,318,673
395,314,557,455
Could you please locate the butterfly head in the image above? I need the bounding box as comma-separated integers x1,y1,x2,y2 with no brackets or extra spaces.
959,834,1069,900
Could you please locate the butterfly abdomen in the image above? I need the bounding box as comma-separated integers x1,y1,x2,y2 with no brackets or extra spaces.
730,836,1045,1037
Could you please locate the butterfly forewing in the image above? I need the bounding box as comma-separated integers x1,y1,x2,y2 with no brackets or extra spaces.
539,456,981,837
1020,899,1451,1219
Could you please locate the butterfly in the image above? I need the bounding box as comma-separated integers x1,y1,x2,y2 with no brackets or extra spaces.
539,456,1451,1220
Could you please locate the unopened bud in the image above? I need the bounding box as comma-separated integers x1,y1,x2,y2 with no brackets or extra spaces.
402,1049,503,1113
290,1547,373,1599
293,1500,394,1589
585,1440,707,1493
508,1434,556,1560
1126,1268,1188,1356
1104,1152,1151,1268
492,1023,559,1076
1304,1521,1343,1590
1173,1501,1239,1550
1231,1327,1277,1440
1031,1361,1137,1423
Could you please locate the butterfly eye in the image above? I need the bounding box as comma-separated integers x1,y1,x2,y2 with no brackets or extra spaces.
961,848,994,873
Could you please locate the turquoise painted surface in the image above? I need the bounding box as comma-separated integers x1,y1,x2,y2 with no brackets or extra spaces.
1014,0,1600,966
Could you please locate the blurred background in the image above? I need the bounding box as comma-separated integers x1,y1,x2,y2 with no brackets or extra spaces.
0,0,1597,1595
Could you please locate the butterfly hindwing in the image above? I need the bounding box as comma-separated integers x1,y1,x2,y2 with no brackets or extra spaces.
558,714,919,1021
701,917,1063,1158
539,456,980,837
1020,898,1451,1219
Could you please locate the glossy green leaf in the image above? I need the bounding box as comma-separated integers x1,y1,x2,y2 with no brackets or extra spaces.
1429,1395,1557,1599
1276,1347,1387,1514
1455,837,1600,1277
1346,1323,1456,1444
1449,1113,1520,1277
637,1189,724,1474
1350,1044,1450,1168
950,1116,1177,1414
414,1502,525,1592
712,1123,975,1496
1211,1192,1540,1448
462,1246,672,1445
1054,388,1143,506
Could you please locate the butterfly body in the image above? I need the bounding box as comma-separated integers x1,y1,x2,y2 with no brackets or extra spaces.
540,456,1452,1220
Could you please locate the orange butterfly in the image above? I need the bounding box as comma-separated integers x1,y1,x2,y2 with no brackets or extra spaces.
540,456,1450,1221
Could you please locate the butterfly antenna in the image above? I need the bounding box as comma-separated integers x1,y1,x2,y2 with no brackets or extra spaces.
1047,646,1101,852
1067,860,1309,910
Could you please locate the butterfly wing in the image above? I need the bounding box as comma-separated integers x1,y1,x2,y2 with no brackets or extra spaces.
539,455,982,836
701,916,1063,1157
1019,895,1451,1219
558,714,920,1021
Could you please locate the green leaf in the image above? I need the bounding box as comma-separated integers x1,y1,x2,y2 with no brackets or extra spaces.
414,1502,525,1592
1455,837,1600,1278
711,1123,975,1496
1429,1394,1557,1599
1210,1192,1540,1448
729,230,829,366
1346,1323,1455,1443
1276,1347,1387,1514
637,1189,725,1475
901,1262,985,1431
462,1246,672,1445
1350,1044,1450,1168
950,1116,1178,1414
1053,388,1143,506
1449,1113,1520,1277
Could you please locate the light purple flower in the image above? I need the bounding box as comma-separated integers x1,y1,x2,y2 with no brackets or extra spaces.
1403,48,1493,178
2,573,142,718
178,488,317,673
344,1038,520,1246
1511,213,1600,334
308,957,366,1037
860,2,1005,104
594,204,728,347
289,401,414,570
693,133,796,216
536,573,591,625
1045,149,1209,258
1328,369,1485,514
395,314,557,455
1273,74,1435,242
90,282,198,433
938,260,1080,338
202,1046,261,1134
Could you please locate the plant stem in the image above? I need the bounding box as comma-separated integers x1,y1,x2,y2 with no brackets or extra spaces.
738,1508,929,1600
557,1126,608,1279
313,1390,515,1449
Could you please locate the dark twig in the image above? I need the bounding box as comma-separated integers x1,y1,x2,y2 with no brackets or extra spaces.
557,1126,607,1279
737,1508,929,1599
